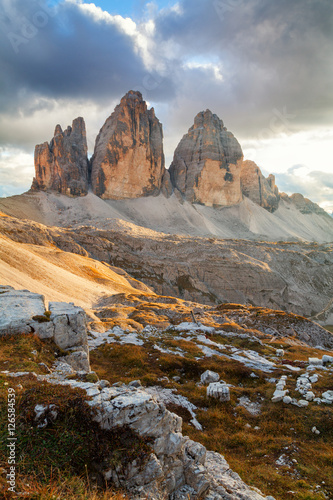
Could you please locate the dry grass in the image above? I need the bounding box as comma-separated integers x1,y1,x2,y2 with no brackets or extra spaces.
0,333,59,374
0,335,150,500
89,330,333,500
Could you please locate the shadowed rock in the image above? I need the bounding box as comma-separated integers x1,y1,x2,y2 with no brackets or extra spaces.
169,110,243,207
91,90,166,200
240,160,280,212
32,118,89,197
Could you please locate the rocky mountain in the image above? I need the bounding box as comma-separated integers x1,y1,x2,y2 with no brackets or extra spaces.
31,117,89,197
28,90,332,224
169,109,243,207
240,160,280,212
91,90,167,199
1,283,333,499
1,209,333,323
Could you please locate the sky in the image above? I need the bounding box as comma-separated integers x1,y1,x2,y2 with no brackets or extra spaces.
0,0,332,212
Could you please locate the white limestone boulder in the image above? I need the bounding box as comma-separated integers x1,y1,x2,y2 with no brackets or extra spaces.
200,370,220,384
49,302,88,350
0,288,46,334
207,382,230,402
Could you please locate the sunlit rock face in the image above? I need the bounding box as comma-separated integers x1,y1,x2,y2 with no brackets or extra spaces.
169,110,243,207
32,118,89,197
240,160,280,212
91,90,165,200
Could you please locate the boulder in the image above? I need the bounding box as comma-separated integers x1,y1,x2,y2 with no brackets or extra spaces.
91,90,166,200
271,390,288,402
207,382,230,401
32,117,89,197
169,109,243,207
0,287,90,372
321,390,333,403
0,288,46,334
49,302,88,351
200,370,220,384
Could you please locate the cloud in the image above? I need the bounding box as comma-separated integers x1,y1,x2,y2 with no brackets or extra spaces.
0,0,174,118
0,146,34,197
0,0,333,209
275,166,333,212
153,0,333,136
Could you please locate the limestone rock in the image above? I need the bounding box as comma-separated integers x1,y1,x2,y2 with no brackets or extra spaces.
58,350,90,372
91,91,165,199
169,109,243,206
0,288,91,372
49,302,88,351
240,160,280,212
207,382,230,401
289,193,330,216
32,118,89,197
200,370,220,385
0,288,46,334
205,451,267,499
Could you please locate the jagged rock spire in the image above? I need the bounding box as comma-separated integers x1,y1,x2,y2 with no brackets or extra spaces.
169,109,244,207
91,90,166,200
32,117,89,197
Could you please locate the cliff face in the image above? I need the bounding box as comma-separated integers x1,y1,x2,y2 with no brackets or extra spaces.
169,110,244,207
240,160,280,212
32,118,89,197
91,91,165,200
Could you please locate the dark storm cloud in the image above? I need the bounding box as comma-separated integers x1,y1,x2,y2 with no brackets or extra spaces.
0,0,174,117
154,0,333,136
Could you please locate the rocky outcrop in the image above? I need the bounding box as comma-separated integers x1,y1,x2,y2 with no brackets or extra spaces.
91,91,165,200
32,118,89,197
0,286,90,371
169,110,243,207
240,160,280,212
287,193,330,216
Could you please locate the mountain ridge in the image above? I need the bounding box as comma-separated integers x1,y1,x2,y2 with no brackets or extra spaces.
29,90,331,223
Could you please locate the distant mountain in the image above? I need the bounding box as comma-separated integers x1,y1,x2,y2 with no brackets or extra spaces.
29,90,331,223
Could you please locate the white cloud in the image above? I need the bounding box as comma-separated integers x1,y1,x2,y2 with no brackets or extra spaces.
184,60,224,81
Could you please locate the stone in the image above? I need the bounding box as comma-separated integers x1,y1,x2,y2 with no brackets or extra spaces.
322,355,333,364
309,357,323,366
205,451,268,499
275,349,284,357
129,380,142,388
32,321,55,340
49,302,88,350
34,404,58,428
58,351,90,372
298,400,309,408
283,396,292,404
240,160,280,212
200,370,220,384
271,390,288,402
91,91,166,200
305,391,315,401
309,374,319,383
0,289,46,335
207,382,230,401
99,380,111,389
32,117,89,197
169,109,243,207
321,390,333,403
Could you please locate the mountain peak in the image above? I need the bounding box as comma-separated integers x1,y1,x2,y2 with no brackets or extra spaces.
32,117,89,197
170,110,243,206
91,91,165,200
